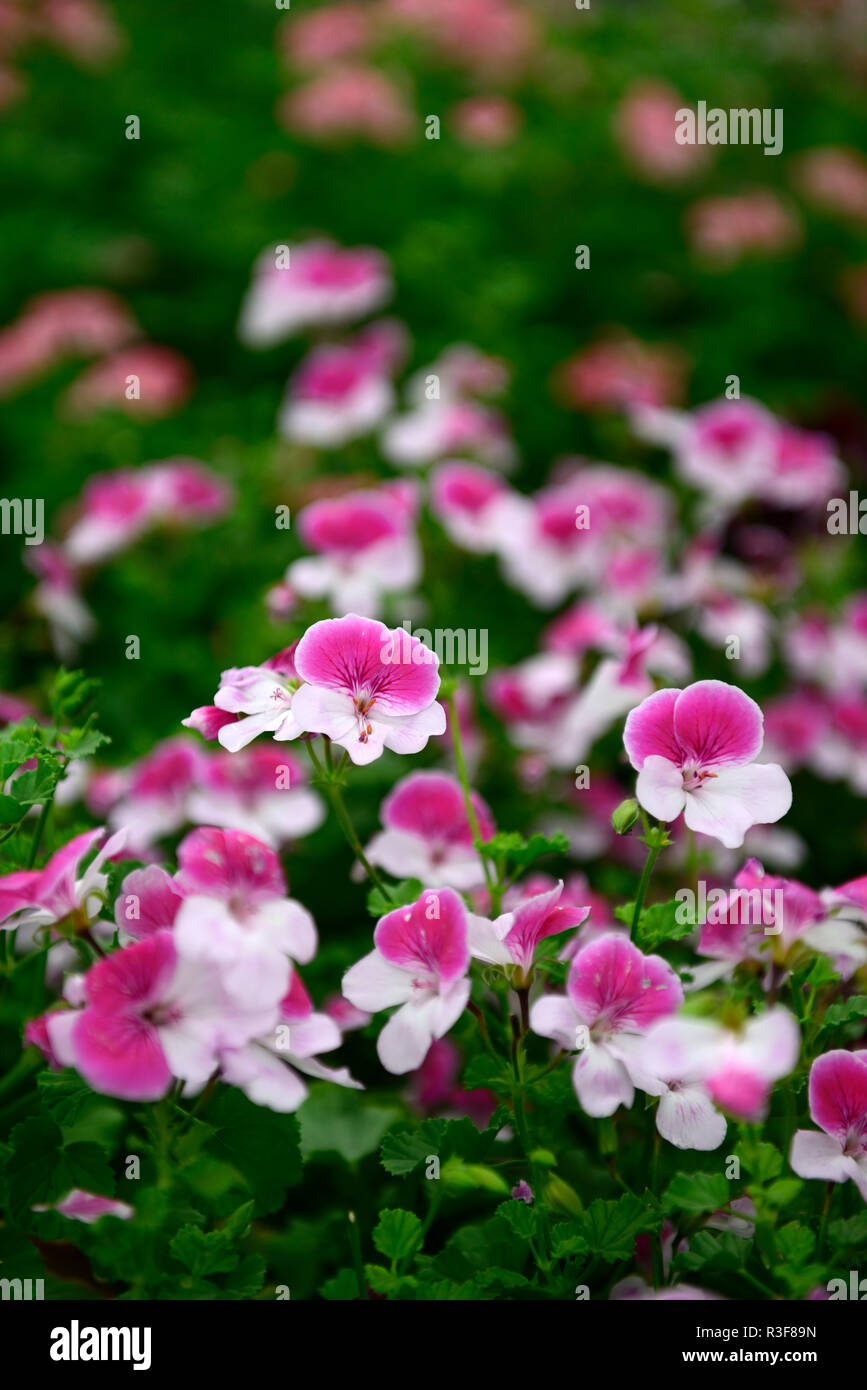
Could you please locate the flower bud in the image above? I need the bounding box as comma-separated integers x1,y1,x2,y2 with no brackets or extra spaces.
611,798,640,835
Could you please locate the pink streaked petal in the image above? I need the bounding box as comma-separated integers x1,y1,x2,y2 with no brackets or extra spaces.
530,993,582,1050
83,931,177,1014
672,680,764,767
566,933,683,1031
377,701,447,756
294,613,441,714
683,762,792,849
740,1007,801,1083
73,1008,171,1101
503,881,590,970
808,1049,867,1143
374,887,469,983
114,865,184,939
623,687,681,769
182,705,239,740
176,827,285,902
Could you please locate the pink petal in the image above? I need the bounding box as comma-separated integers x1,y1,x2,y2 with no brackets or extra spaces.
374,887,469,984
73,1008,171,1101
114,865,184,939
623,687,681,769
175,826,285,902
809,1049,867,1143
566,933,683,1031
636,755,687,822
83,931,177,1014
790,1129,855,1185
294,613,441,714
672,680,764,767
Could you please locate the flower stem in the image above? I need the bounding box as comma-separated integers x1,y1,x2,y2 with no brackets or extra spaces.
304,738,395,902
630,834,662,942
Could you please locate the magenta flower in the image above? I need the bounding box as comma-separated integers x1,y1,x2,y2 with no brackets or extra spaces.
790,1050,867,1201
468,881,590,976
530,934,683,1117
429,461,510,553
34,1190,134,1224
0,825,124,933
342,888,471,1074
51,931,279,1102
364,770,495,890
203,645,303,753
114,865,184,941
292,613,446,765
108,736,202,852
288,485,420,617
623,680,792,849
187,745,325,847
279,338,395,447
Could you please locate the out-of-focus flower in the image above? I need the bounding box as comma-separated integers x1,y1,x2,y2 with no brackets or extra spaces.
279,336,396,447
614,81,710,183
795,147,867,222
429,461,511,553
364,770,495,890
186,745,325,847
108,737,203,851
34,1190,134,1224
287,484,420,616
686,191,801,265
64,344,193,417
279,65,415,147
624,681,792,849
0,826,124,933
555,333,687,413
279,3,375,69
450,95,522,146
238,239,391,347
0,288,136,396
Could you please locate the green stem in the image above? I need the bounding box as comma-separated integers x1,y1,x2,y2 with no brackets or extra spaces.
446,692,496,906
27,793,54,868
348,1211,368,1300
631,837,662,941
304,739,394,902
818,1181,835,1258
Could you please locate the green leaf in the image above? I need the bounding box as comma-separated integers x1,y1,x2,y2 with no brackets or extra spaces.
6,1116,63,1212
480,831,569,869
320,1267,360,1300
372,1209,424,1263
580,1193,657,1261
381,1120,448,1176
497,1200,538,1241
37,1070,100,1127
774,1221,815,1265
736,1139,783,1183
663,1171,730,1215
223,1254,266,1299
549,1221,589,1259
0,793,24,824
170,1225,239,1278
366,878,423,918
634,899,695,949
676,1230,750,1274
61,1143,115,1199
299,1085,400,1163
829,1212,867,1248
205,1087,302,1216
441,1157,509,1194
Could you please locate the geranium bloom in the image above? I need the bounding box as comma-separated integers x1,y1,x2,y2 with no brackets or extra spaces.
278,338,395,447
530,934,683,1116
468,880,590,976
199,645,304,753
25,542,96,660
382,398,515,470
171,828,316,1006
363,770,495,890
279,65,415,148
108,737,203,851
65,344,193,419
623,680,792,849
287,485,420,616
220,970,362,1113
291,614,446,765
187,746,325,847
63,468,155,564
114,865,184,941
429,461,510,553
0,825,124,933
238,239,391,347
47,930,280,1102
790,1050,867,1201
342,888,471,1073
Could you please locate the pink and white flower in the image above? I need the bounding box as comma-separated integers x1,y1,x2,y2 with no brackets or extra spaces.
200,645,304,753
468,880,590,976
287,485,420,616
530,934,683,1117
291,613,446,765
238,240,391,347
278,337,395,447
790,1050,867,1201
429,460,511,552
0,826,125,933
623,680,792,849
364,770,495,890
187,746,325,847
342,887,471,1073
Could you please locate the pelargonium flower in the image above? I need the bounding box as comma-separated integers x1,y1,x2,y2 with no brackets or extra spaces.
790,1050,867,1201
292,613,446,765
623,680,792,849
114,864,185,941
0,825,125,933
342,887,471,1073
172,828,317,1006
287,485,420,617
46,930,280,1102
196,645,303,753
187,745,324,847
363,770,495,890
642,1009,800,1125
382,397,515,470
468,880,590,977
108,737,202,852
429,460,511,553
238,239,391,348
278,338,395,447
220,970,362,1113
62,468,155,564
530,934,683,1117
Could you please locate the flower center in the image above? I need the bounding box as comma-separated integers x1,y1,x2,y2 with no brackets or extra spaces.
682,764,718,792
352,692,376,743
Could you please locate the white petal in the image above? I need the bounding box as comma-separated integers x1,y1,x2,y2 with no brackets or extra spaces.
342,949,413,1011
656,1084,727,1151
684,763,792,850
636,756,687,823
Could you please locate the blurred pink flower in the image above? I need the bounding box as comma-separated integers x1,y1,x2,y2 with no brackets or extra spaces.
279,65,414,146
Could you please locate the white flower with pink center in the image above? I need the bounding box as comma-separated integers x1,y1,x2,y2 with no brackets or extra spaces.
204,645,304,753
342,888,471,1074
790,1050,867,1201
624,679,792,849
238,240,391,347
291,613,446,765
287,485,420,617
